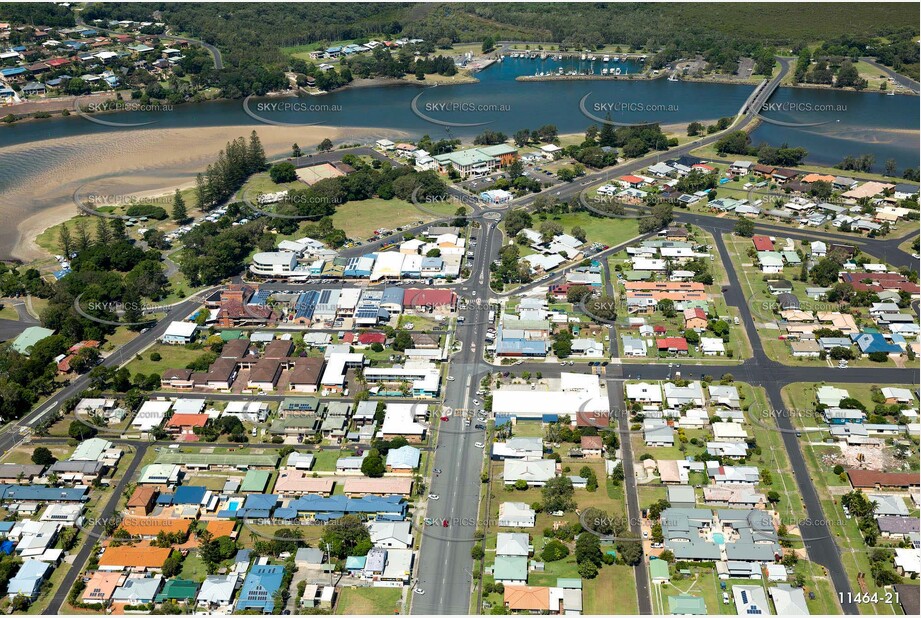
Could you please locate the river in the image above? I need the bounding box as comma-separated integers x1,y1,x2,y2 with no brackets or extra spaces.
0,55,917,260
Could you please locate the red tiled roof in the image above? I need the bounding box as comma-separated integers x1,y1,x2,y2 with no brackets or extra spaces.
752,235,774,251
166,413,209,429
657,337,689,351
358,332,386,345
847,469,920,488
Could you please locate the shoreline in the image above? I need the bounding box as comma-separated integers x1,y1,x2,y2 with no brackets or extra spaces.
4,124,406,263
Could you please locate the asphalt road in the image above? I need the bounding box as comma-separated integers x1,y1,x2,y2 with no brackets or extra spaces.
411,218,503,615
0,294,206,455
859,57,919,93
43,443,149,615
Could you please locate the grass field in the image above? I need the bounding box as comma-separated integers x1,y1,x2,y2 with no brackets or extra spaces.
334,587,403,615
330,197,458,240
125,343,213,376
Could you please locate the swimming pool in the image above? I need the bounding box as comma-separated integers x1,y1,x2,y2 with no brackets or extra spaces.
712,532,726,545
226,498,243,512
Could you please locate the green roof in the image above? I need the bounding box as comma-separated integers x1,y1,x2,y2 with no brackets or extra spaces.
649,558,670,581
493,556,528,581
556,578,582,589
220,330,245,341
668,594,707,615
11,326,55,354
155,451,279,468
434,149,495,167
155,579,199,602
241,469,271,492
476,144,518,157
625,270,653,281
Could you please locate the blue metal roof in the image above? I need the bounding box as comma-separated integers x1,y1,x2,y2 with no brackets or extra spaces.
289,494,406,516
0,485,88,502
243,494,279,511
174,485,207,505
237,564,285,612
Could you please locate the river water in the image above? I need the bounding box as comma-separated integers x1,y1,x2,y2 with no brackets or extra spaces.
0,55,916,259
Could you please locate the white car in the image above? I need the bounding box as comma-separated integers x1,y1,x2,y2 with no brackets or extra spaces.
474,442,485,448
447,376,456,381
415,588,425,595
428,494,440,500
472,399,480,406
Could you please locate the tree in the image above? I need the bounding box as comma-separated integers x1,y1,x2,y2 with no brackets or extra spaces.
270,162,297,183
95,216,112,246
658,298,676,318
171,189,187,223
393,330,413,352
247,130,267,171
541,476,576,513
161,551,183,578
32,446,55,466
68,420,96,440
318,138,334,152
734,218,755,237
292,143,302,158
322,514,372,558
471,545,485,560
571,226,587,242
541,539,570,562
58,225,73,258
767,490,781,504
482,36,495,53
361,449,386,477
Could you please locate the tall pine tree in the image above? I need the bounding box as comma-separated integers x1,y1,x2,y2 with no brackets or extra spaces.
95,216,112,246
171,189,187,223
248,130,267,172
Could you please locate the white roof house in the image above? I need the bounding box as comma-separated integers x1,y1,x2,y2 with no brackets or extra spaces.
894,548,921,576
664,382,704,408
380,404,426,438
367,521,413,549
496,532,531,557
712,422,749,442
498,502,536,528
371,252,405,281
161,321,197,343
769,585,809,615
133,400,172,431
196,574,238,608
625,382,663,403
503,459,556,486
816,386,849,407
699,337,725,355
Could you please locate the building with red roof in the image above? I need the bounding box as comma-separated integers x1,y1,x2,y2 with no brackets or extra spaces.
752,235,774,251
618,175,646,188
403,288,457,311
657,337,689,353
357,332,387,345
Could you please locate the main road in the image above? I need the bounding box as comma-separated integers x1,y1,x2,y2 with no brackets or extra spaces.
411,215,504,614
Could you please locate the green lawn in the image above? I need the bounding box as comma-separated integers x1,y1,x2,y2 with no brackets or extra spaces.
335,587,403,615
125,343,214,376
331,197,459,241
533,211,642,248
179,551,209,582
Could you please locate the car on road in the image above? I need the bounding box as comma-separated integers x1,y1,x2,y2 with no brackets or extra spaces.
442,519,449,527
414,588,425,595
474,442,485,448
723,592,730,605
475,424,486,430
428,494,440,500
433,468,442,474
440,415,450,422
472,399,480,405
424,518,434,526
447,376,456,381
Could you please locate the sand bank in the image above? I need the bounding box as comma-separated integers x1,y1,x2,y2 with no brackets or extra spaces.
3,123,403,262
